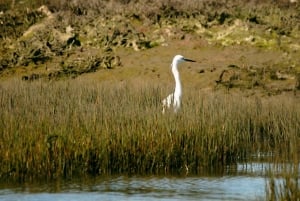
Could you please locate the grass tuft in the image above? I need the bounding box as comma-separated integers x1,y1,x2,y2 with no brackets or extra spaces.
0,79,299,181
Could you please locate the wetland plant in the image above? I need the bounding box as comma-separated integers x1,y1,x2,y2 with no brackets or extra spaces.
0,79,299,181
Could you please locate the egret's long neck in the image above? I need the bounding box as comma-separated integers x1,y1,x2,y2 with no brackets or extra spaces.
172,62,182,97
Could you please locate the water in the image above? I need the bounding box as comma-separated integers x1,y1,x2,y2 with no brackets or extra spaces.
0,163,280,201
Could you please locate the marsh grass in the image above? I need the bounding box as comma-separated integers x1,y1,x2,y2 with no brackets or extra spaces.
0,79,299,182
266,157,299,201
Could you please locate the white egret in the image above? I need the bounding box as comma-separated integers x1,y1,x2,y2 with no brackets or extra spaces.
162,55,196,113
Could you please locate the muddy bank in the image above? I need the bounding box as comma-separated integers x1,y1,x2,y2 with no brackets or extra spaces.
0,0,299,93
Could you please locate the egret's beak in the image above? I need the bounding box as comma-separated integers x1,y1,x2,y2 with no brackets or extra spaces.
183,58,196,62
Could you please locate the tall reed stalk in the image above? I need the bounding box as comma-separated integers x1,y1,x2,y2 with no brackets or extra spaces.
0,79,299,181
266,152,299,201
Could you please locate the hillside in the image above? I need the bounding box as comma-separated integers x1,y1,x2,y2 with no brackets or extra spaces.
0,0,300,95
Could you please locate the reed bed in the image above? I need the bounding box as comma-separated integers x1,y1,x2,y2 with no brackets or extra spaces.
0,79,299,182
266,154,299,201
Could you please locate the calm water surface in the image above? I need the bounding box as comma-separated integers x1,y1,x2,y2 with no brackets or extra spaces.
0,163,277,201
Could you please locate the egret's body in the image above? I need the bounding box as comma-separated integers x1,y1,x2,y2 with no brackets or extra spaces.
162,55,196,113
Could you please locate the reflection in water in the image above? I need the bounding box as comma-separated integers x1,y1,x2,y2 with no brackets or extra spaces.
0,162,288,201
0,177,265,201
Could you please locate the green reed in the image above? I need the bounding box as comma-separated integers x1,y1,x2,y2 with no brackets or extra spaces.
0,79,299,181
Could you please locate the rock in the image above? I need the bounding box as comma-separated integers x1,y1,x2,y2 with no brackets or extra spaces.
275,71,295,80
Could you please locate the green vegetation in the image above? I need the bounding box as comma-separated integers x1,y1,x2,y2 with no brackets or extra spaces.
0,0,299,199
267,166,300,201
0,79,299,183
1,0,299,82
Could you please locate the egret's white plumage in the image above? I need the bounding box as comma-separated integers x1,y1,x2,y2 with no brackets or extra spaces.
162,55,196,113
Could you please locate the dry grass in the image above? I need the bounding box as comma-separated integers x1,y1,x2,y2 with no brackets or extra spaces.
0,0,299,198
1,0,296,14
0,78,299,182
266,156,299,201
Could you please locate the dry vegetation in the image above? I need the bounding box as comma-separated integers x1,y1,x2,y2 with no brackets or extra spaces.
0,79,299,181
1,0,299,83
0,0,300,199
